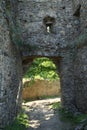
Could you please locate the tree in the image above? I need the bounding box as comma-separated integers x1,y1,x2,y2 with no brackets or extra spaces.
24,57,59,81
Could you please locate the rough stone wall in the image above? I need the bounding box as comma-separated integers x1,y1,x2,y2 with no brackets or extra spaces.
0,0,22,127
17,0,80,57
17,0,87,113
79,0,87,33
59,50,77,112
1,0,87,128
74,46,87,113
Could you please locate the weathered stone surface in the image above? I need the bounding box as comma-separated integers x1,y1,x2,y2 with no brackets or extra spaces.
0,0,22,127
1,0,87,128
17,0,80,57
74,46,87,113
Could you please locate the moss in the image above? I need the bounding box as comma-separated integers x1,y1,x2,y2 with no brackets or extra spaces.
51,102,61,109
4,0,22,47
62,33,87,51
4,109,29,130
9,25,23,47
69,33,87,50
75,33,87,49
59,108,87,125
50,102,87,126
6,0,11,11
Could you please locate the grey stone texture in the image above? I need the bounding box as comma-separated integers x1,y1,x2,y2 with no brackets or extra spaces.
18,0,80,57
0,0,22,127
1,0,87,128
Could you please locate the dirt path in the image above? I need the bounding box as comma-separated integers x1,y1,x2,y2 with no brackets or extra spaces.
23,98,74,130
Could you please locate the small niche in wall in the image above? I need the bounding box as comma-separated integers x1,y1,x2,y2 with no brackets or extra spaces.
43,16,55,33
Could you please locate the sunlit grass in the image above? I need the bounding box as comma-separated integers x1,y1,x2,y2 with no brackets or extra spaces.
52,102,61,109
48,102,61,110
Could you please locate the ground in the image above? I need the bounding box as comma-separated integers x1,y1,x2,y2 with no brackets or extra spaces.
23,98,74,130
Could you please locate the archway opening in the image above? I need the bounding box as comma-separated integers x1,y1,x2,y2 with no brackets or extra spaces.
22,57,61,101
21,57,63,129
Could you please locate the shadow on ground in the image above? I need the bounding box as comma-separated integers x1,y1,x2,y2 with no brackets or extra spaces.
23,98,74,130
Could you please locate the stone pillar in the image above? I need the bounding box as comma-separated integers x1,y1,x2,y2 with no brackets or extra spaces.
74,46,87,113
60,50,77,113
0,4,22,128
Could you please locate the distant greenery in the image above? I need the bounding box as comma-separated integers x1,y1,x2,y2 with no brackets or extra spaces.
24,57,59,81
4,110,29,130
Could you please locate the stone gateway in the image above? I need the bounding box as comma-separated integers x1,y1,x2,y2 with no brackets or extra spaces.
0,0,87,127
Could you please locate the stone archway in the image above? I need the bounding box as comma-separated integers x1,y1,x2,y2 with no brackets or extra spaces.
22,55,77,113
2,38,87,128
1,0,87,128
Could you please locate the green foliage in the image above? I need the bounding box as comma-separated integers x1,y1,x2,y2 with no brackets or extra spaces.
24,57,59,81
50,102,87,125
6,0,11,12
59,108,87,125
4,110,29,130
52,102,61,109
68,33,87,50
